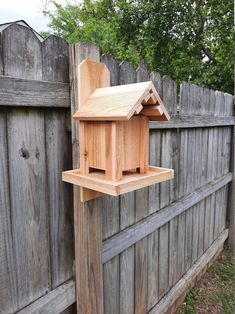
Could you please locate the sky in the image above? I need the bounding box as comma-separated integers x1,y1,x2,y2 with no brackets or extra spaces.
0,0,75,32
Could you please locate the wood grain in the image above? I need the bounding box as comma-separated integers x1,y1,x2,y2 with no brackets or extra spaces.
0,76,70,107
2,23,42,79
102,173,232,262
0,110,18,313
7,108,49,308
16,280,75,314
70,43,104,314
149,229,228,314
45,111,74,288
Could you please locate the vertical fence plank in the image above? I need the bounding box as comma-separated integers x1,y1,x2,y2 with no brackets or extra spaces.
42,35,69,83
2,24,42,79
149,130,161,213
45,111,74,288
169,216,178,287
0,110,18,313
0,23,50,312
147,230,159,310
150,72,162,98
177,212,186,279
42,36,74,289
149,71,162,214
7,108,49,308
134,63,149,314
158,223,169,299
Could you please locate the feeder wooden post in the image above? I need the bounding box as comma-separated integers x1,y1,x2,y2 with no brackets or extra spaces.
69,43,104,313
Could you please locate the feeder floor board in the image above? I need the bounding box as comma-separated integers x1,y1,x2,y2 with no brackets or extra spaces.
62,166,174,196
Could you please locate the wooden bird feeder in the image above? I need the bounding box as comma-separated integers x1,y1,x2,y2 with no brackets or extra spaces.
62,59,174,201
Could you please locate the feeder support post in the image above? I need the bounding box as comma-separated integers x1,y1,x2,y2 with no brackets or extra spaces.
69,43,104,313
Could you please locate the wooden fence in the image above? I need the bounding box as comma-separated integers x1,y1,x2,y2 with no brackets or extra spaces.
0,22,234,314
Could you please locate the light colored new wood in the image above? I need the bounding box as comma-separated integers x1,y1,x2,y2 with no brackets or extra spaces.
78,59,110,108
63,166,174,196
74,76,170,121
118,60,136,314
69,43,104,314
80,187,103,202
139,115,149,173
68,59,172,200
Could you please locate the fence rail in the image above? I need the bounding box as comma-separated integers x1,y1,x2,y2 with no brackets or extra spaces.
0,21,234,314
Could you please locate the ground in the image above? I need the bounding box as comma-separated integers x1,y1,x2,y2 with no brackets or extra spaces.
177,243,235,314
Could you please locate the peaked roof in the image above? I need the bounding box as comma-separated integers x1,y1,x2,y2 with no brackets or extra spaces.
73,81,170,121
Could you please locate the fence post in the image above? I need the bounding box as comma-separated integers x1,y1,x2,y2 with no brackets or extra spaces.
69,43,104,313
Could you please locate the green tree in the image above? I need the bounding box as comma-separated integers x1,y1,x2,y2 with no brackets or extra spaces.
43,0,234,93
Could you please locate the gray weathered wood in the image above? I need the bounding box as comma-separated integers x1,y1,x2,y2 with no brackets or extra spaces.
149,114,235,129
148,69,162,214
42,35,69,83
2,24,42,79
158,223,169,298
0,110,18,313
102,173,232,262
198,200,205,257
103,257,120,314
169,216,178,287
150,71,162,98
101,55,119,86
14,229,229,314
7,109,49,308
45,111,74,288
228,125,235,251
147,230,159,310
185,207,193,271
191,204,199,263
0,32,3,74
120,246,135,314
162,75,177,114
149,130,161,213
16,280,75,314
0,76,70,107
149,229,228,314
176,212,186,280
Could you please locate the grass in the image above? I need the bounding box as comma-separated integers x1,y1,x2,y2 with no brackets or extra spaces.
177,243,235,314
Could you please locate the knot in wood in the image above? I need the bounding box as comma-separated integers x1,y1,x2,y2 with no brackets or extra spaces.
19,147,30,159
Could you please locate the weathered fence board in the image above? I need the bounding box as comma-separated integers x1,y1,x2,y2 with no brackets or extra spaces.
102,173,232,262
0,76,70,107
0,22,74,314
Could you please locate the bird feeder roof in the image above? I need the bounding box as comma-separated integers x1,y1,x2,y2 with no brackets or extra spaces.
73,81,170,121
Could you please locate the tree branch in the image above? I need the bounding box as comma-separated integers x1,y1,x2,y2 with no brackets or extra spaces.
202,47,217,64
